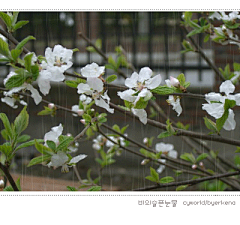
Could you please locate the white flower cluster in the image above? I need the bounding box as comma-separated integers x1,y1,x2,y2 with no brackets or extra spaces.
209,11,240,47
43,123,87,173
92,134,127,155
117,67,161,124
202,80,240,131
155,142,178,174
77,62,114,114
1,45,73,109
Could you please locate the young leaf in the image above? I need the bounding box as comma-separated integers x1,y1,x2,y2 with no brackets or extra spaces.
196,153,209,162
0,113,13,139
176,185,189,191
12,20,29,32
180,153,196,164
105,74,117,83
0,37,10,58
150,167,159,182
15,36,35,50
14,106,29,135
27,155,52,167
159,176,175,184
0,12,12,30
15,139,43,152
87,186,102,191
216,110,229,132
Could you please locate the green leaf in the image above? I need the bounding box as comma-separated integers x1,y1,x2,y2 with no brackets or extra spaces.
204,117,218,133
67,186,77,191
17,134,31,143
16,36,35,50
0,113,13,140
224,99,236,111
216,110,229,132
151,86,177,95
180,153,196,164
0,37,10,58
105,74,117,83
11,49,22,62
196,153,209,162
176,185,189,191
0,12,12,30
0,144,12,157
5,68,31,89
87,186,102,191
177,73,185,86
12,20,29,32
27,155,52,167
56,136,74,152
35,140,54,155
157,131,172,139
150,167,159,182
95,39,102,49
46,140,56,151
65,78,86,88
15,139,43,151
11,12,19,26
82,113,92,123
134,97,148,109
37,106,53,116
159,176,175,184
14,106,29,135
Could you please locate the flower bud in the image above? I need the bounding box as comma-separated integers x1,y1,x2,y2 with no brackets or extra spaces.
80,119,86,125
0,179,4,188
77,109,84,116
169,76,180,87
48,103,55,109
192,164,197,170
66,133,72,137
143,137,148,144
199,162,204,167
141,159,150,165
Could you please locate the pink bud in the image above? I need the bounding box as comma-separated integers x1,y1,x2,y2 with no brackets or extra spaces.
80,119,86,125
192,164,197,170
77,109,84,116
169,76,180,87
66,133,72,137
143,137,148,144
199,162,204,167
0,179,4,188
48,103,55,109
141,159,150,165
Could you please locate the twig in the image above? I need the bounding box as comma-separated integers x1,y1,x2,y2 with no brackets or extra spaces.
134,170,240,191
0,162,19,191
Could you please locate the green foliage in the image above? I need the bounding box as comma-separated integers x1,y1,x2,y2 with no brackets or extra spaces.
203,117,219,134
180,153,196,164
105,74,117,83
146,167,160,183
0,12,28,33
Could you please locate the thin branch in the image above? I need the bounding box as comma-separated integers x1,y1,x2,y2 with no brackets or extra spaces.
109,101,240,147
134,170,240,191
182,26,225,82
0,162,19,191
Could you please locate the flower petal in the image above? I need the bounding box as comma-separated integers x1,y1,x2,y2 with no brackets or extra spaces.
117,89,137,102
138,67,152,83
223,109,236,131
125,72,138,88
81,62,105,78
95,97,114,113
69,154,87,164
145,74,162,89
202,103,224,119
51,151,68,168
155,142,174,152
131,108,147,124
219,80,235,95
26,84,42,105
87,77,103,92
77,83,92,95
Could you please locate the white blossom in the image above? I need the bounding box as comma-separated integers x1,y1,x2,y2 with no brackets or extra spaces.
155,142,178,174
202,80,240,130
77,64,114,113
165,77,183,116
